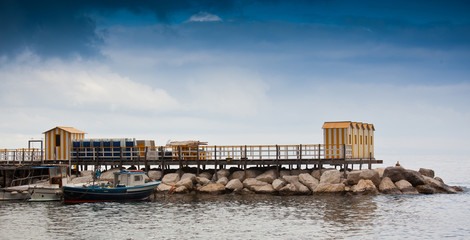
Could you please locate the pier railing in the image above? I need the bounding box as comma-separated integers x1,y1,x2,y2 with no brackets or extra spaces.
0,148,44,164
0,144,359,163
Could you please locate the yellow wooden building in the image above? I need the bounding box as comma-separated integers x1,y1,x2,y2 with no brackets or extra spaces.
44,127,86,160
322,121,375,159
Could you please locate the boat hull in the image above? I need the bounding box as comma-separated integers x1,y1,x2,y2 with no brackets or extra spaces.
0,188,31,201
28,187,62,202
62,182,160,203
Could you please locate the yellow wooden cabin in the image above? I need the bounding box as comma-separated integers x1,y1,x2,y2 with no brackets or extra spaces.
44,127,86,160
322,121,375,159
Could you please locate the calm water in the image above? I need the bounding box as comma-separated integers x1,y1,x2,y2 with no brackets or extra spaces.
1,159,469,240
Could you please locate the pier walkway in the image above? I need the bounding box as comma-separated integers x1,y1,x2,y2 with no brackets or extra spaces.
1,144,382,172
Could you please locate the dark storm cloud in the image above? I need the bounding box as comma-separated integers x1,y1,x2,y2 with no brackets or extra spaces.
0,0,240,58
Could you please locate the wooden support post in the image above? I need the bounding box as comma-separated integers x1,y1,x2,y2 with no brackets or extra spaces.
243,145,247,179
160,147,165,175
298,144,302,170
343,144,347,178
22,149,25,164
144,147,149,171
368,152,372,170
119,147,123,170
276,145,280,178
197,145,200,175
178,146,182,178
31,149,35,164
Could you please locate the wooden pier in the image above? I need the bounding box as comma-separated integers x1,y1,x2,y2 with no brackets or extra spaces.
1,144,383,173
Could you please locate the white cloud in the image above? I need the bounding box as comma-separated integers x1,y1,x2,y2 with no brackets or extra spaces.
187,12,222,22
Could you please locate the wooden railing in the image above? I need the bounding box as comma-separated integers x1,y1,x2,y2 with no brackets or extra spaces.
0,148,44,163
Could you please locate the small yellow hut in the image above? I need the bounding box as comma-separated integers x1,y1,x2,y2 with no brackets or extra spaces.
43,127,86,160
322,121,375,159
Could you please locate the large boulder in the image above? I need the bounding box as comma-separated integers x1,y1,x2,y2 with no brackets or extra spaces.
351,179,378,195
278,184,297,195
311,170,322,180
313,183,345,193
174,186,189,194
256,169,277,183
283,175,310,194
246,169,262,179
279,170,291,178
243,178,269,191
229,171,245,181
379,177,401,194
156,183,173,192
198,172,212,180
299,173,319,192
195,177,210,185
272,179,287,191
403,170,425,186
416,185,436,194
359,169,381,186
382,167,406,182
216,169,230,179
180,173,196,182
290,169,310,175
419,168,435,178
395,180,419,194
216,177,229,186
175,178,194,190
375,168,385,178
423,176,457,194
198,183,225,194
148,170,163,181
251,184,276,194
346,171,362,185
319,170,342,184
162,173,180,186
225,179,243,191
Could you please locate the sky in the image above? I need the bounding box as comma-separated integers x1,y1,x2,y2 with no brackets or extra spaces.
1,0,470,166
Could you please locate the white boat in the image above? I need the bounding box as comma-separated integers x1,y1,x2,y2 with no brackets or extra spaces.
1,185,32,201
28,165,69,201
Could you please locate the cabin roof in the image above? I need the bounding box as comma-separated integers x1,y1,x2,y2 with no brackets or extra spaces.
322,121,352,129
43,126,86,134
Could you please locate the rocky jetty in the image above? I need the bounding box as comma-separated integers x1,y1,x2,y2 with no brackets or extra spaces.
145,165,462,195
72,166,463,196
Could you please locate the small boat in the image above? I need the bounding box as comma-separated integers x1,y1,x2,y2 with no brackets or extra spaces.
28,165,69,202
62,170,160,203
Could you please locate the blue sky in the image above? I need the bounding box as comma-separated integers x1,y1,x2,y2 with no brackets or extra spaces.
1,0,470,165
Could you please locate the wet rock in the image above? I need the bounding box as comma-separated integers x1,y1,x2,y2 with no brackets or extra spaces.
423,176,456,194
256,169,277,183
162,173,180,186
216,169,230,179
239,188,255,195
175,178,194,190
346,171,361,185
375,168,385,178
251,184,276,194
272,179,287,191
311,170,322,180
196,177,210,185
216,177,229,186
174,186,189,194
290,169,310,176
246,169,262,179
299,173,319,191
156,183,173,192
319,170,342,184
351,179,378,195
225,179,243,191
403,170,425,186
419,168,435,178
379,177,401,194
359,169,381,186
451,186,463,192
434,177,444,183
243,178,269,191
395,180,418,194
181,173,196,182
148,170,163,181
278,184,297,195
282,175,310,194
313,183,345,193
229,171,245,181
198,172,212,180
198,183,226,194
279,170,291,178
416,185,436,194
383,167,406,182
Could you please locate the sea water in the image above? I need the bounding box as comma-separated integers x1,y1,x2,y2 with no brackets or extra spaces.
0,159,469,240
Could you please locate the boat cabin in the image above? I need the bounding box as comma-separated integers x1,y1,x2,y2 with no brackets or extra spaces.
113,170,146,188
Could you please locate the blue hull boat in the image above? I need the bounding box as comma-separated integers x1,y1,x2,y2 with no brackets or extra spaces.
63,170,161,203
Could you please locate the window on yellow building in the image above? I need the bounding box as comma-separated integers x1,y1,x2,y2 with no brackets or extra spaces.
371,136,373,145
360,136,362,145
349,135,351,144
365,137,368,145
355,136,357,144
55,134,61,147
